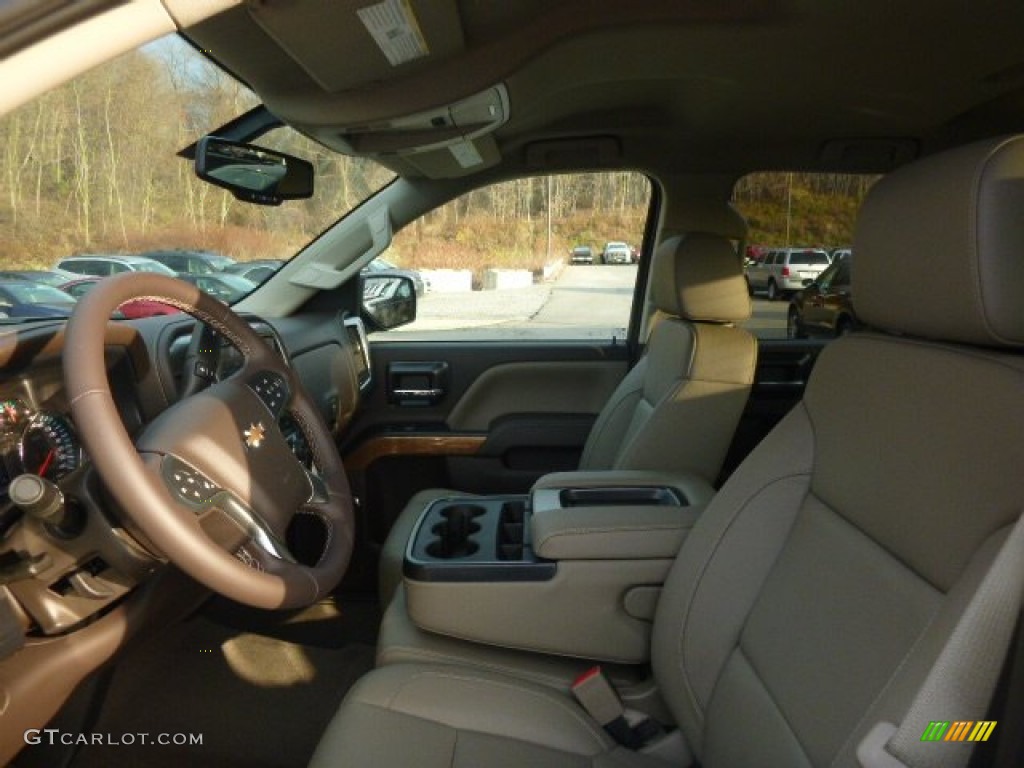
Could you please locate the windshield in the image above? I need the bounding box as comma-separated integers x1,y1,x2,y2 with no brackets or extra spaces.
0,34,394,321
134,261,178,275
0,283,74,304
211,274,258,292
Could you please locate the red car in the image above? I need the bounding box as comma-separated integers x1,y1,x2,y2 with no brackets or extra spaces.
60,278,180,319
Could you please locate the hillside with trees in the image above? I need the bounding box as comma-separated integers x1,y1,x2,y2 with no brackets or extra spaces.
0,36,875,276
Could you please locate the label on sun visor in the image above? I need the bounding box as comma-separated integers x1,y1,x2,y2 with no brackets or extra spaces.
357,0,429,66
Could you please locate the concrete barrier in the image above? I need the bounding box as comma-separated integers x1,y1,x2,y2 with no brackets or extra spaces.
483,269,533,291
541,259,565,282
419,269,472,293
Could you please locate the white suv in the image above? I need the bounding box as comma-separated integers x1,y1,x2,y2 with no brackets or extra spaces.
745,247,831,300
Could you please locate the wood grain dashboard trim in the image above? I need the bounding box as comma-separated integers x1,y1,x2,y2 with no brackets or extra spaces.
343,434,485,472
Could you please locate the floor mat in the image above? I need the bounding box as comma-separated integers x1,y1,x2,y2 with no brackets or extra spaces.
69,600,376,768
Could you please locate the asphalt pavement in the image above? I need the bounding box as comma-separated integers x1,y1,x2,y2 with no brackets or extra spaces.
388,264,789,340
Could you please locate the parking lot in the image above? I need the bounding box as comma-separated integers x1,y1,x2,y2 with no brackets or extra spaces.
385,264,789,340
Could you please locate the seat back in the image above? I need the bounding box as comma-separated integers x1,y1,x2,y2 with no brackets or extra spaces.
579,233,756,483
651,136,1024,767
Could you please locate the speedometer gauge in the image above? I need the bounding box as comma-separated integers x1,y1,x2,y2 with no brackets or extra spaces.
19,412,81,481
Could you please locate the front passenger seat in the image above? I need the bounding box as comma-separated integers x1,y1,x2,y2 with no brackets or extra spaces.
315,136,1024,768
378,232,756,604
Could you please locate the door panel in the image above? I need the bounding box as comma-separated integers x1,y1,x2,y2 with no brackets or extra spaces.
341,339,630,548
446,360,624,430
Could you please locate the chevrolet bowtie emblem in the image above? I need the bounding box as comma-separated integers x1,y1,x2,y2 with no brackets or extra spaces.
244,422,266,449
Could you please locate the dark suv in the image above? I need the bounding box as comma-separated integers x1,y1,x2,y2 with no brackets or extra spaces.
787,252,858,338
569,245,593,264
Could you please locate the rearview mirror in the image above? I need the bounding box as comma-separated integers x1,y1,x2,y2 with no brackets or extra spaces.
194,136,314,205
361,274,417,331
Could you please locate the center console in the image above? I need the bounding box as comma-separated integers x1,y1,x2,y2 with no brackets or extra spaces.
402,470,714,663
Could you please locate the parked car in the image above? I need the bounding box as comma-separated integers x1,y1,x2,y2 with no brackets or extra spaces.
223,259,285,285
787,252,857,338
60,278,180,319
600,241,632,264
745,247,832,300
56,254,178,277
0,269,79,287
360,256,426,297
0,280,75,318
177,272,258,303
569,245,593,264
140,249,236,274
744,244,768,265
831,247,852,262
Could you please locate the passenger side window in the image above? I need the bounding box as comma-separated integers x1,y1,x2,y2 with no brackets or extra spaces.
733,173,878,339
374,172,651,341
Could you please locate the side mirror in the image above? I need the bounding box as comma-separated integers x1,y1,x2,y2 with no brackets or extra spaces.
802,278,815,287
360,274,417,331
194,136,314,205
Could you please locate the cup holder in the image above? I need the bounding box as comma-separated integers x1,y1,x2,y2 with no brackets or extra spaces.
407,495,554,582
498,500,526,560
426,504,485,559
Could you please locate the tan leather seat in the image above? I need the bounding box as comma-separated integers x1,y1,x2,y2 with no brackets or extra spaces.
378,233,756,603
313,136,1024,767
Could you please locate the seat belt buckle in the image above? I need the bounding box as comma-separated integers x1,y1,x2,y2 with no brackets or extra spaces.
571,666,662,749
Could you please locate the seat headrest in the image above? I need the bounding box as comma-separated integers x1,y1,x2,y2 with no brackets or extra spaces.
854,135,1024,347
651,233,751,323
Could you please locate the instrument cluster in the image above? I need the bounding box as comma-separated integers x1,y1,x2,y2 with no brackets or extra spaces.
0,398,81,495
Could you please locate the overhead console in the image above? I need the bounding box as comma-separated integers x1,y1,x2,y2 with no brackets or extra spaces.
328,85,509,178
402,470,715,663
335,85,508,157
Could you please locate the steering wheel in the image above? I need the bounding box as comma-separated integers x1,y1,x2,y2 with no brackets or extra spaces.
63,273,354,609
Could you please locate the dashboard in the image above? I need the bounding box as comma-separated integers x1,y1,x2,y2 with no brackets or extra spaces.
0,309,369,632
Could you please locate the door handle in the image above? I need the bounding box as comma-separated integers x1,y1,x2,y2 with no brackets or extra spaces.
387,362,449,406
392,388,445,398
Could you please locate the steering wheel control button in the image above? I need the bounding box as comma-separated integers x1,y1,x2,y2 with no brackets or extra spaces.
248,371,289,416
162,457,220,509
194,360,214,381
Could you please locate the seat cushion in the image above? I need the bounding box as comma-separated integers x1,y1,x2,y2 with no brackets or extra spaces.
310,663,669,768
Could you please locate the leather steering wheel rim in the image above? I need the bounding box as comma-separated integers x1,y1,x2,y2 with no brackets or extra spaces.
63,273,354,609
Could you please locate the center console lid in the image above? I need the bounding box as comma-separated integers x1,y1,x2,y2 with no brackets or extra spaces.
531,469,715,507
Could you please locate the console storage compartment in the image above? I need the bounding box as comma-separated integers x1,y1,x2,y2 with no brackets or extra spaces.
402,470,713,663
